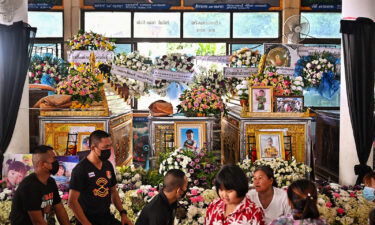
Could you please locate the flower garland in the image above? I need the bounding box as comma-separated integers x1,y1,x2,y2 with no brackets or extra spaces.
56,63,103,105
67,30,115,51
294,51,337,88
177,86,227,117
28,54,68,85
238,157,311,187
230,48,261,68
113,52,153,98
190,65,228,96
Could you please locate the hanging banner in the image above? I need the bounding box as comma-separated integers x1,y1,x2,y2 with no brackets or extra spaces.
224,67,258,78
112,65,154,84
84,0,180,9
68,51,114,64
195,56,230,64
301,0,341,11
28,0,62,10
152,69,193,82
185,0,280,10
299,46,341,57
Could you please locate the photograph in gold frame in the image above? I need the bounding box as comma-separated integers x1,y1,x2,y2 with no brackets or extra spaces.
77,132,91,152
255,131,285,160
249,86,274,112
174,121,206,151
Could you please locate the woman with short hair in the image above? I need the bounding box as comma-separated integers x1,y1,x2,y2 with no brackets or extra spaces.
205,165,265,225
247,166,291,224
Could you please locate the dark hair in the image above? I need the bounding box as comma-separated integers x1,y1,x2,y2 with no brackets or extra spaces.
287,179,320,220
163,169,186,192
254,165,277,187
363,171,375,186
32,145,53,154
215,165,249,198
259,90,265,93
6,160,28,174
59,163,66,174
89,130,111,148
186,129,194,134
370,208,375,225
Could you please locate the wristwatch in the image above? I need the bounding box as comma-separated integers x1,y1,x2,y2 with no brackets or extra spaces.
120,209,127,215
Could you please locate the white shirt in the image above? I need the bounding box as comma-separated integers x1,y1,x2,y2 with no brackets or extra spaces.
247,187,291,225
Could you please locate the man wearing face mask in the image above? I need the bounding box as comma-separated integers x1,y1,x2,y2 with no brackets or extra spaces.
10,145,70,225
69,130,133,225
135,169,188,225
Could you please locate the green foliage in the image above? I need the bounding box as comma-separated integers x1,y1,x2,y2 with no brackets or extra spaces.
143,170,163,187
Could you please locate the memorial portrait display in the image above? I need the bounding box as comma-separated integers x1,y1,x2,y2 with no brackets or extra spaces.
255,131,285,160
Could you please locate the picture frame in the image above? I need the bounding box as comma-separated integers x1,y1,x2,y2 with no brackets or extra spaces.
249,86,274,113
77,132,91,152
255,131,285,160
275,96,304,112
174,121,206,151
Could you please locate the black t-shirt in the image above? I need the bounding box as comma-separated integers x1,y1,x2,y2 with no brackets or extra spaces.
69,158,117,217
10,173,61,225
135,191,177,225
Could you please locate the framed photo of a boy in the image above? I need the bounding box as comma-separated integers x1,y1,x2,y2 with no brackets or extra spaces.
249,86,273,112
175,122,206,151
255,131,285,160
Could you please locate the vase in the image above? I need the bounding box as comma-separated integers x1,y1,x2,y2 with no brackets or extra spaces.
196,113,206,117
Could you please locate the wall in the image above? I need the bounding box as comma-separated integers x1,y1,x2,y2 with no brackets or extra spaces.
340,0,375,185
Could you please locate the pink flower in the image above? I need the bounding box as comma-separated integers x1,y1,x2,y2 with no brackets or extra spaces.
326,202,332,208
337,208,345,214
148,192,156,197
349,192,356,197
150,187,157,192
62,193,69,200
137,189,143,194
333,193,340,198
191,189,199,195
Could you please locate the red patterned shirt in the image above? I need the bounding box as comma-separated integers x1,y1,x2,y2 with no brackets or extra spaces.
205,196,265,225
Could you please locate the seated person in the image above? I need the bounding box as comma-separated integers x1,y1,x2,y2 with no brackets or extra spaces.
363,171,375,202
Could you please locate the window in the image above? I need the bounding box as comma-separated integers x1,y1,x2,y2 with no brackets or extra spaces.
233,12,279,38
183,13,230,38
301,12,341,39
32,43,62,58
114,44,132,54
28,11,63,38
84,12,131,38
133,13,180,38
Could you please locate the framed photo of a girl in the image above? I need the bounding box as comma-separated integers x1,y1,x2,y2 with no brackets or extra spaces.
249,86,273,113
255,131,285,160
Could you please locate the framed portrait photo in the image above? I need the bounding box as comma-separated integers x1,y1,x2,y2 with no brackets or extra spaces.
174,122,206,151
255,131,285,160
77,132,91,152
249,86,273,112
275,96,304,112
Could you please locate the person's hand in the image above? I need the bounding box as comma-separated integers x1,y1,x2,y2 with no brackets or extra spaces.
121,214,134,225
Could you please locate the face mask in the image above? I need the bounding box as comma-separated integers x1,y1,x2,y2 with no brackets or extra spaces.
98,149,111,161
363,187,375,201
50,160,59,175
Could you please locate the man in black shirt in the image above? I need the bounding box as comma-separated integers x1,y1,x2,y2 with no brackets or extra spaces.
68,130,133,225
135,169,188,225
10,145,70,225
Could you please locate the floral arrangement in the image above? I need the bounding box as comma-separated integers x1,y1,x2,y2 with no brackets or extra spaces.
236,80,249,100
230,48,261,68
28,54,68,85
317,182,375,225
294,51,337,88
152,53,194,96
56,63,103,105
290,76,305,96
177,86,227,117
159,148,220,188
247,66,292,96
238,157,311,187
113,52,153,98
190,65,227,96
176,187,218,225
67,30,115,51
116,165,146,192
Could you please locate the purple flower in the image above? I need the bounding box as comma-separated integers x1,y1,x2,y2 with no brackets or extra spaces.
189,161,195,167
195,165,201,170
195,159,200,163
189,169,194,173
194,180,199,185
